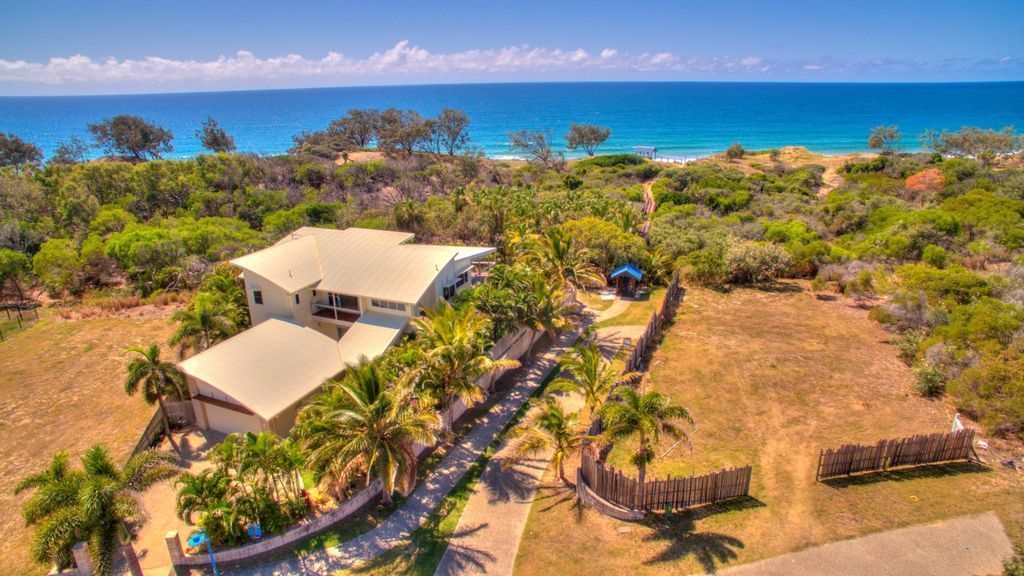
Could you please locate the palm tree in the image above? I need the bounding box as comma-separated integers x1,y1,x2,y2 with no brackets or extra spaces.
199,265,250,328
503,396,592,485
599,388,693,497
536,227,605,291
124,344,187,452
175,469,233,525
297,358,439,505
411,302,520,437
550,343,640,420
168,292,239,358
524,276,575,356
17,445,178,576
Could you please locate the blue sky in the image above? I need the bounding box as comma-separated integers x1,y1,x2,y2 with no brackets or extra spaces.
1,0,1022,95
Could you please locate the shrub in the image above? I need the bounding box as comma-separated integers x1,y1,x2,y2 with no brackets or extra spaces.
914,363,946,396
895,264,991,305
921,244,947,268
896,329,926,363
684,248,728,287
725,143,746,160
949,346,1024,438
562,174,583,190
573,154,645,169
1003,545,1024,576
869,290,941,332
933,297,1024,351
725,240,792,284
295,163,329,188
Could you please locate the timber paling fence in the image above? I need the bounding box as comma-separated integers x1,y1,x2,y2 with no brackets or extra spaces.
577,271,754,515
580,451,751,512
815,428,976,481
130,400,196,457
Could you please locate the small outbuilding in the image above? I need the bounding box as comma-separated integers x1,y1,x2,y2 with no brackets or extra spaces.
633,146,657,159
609,263,644,297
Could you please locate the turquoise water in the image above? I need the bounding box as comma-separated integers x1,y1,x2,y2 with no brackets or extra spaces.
1,82,1022,160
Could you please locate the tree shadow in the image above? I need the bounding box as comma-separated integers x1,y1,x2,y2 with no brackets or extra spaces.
751,282,804,294
430,522,498,575
638,500,753,569
820,461,990,488
484,457,545,504
640,509,747,574
531,483,578,513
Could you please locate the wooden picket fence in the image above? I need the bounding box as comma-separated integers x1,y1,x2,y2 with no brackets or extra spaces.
816,428,976,481
580,451,751,512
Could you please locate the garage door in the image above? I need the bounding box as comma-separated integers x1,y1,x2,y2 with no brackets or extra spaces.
202,403,263,435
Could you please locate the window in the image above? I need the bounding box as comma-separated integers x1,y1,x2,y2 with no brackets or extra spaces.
327,292,358,310
456,271,469,288
443,285,454,300
294,294,300,304
371,298,406,312
253,290,263,305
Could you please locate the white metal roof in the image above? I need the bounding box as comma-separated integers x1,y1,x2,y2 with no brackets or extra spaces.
337,312,409,367
229,234,322,293
230,227,494,303
178,319,344,420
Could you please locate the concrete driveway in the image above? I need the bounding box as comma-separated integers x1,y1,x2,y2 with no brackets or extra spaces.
706,512,1013,576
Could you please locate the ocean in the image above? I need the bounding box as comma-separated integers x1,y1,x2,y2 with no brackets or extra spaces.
1,81,1022,160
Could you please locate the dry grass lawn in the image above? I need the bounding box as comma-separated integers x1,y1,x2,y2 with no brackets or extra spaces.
515,283,1024,575
0,307,177,576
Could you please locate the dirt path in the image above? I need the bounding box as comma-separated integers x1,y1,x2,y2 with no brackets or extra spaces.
707,512,1013,576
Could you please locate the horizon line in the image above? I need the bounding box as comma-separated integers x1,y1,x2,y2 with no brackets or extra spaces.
3,78,1024,99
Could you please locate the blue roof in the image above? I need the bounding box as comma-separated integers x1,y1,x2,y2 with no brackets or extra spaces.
609,263,643,281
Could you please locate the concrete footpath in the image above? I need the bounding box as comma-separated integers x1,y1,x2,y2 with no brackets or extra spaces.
436,303,623,576
434,394,583,576
220,328,582,575
709,512,1013,576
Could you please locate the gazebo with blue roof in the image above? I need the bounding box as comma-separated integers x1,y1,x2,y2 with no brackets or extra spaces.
609,263,643,297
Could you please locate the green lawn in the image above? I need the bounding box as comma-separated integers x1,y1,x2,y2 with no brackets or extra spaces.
595,288,666,329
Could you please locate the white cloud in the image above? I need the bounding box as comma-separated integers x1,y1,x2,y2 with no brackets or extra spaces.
0,41,697,85
0,42,1019,90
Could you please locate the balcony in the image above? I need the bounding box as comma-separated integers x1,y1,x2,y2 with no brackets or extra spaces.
312,304,361,323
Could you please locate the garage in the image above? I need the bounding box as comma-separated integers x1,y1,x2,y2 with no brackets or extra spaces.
177,319,346,438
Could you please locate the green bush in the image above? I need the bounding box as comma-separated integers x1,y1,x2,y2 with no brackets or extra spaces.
895,264,991,305
1003,545,1024,576
725,240,792,284
949,346,1024,437
725,142,745,160
295,163,329,188
914,363,946,396
573,154,645,169
896,329,926,363
921,244,947,268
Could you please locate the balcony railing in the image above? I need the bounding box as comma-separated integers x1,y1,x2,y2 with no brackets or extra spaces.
311,304,361,323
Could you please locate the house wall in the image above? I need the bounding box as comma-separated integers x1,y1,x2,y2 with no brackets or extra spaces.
185,374,267,435
241,271,293,326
